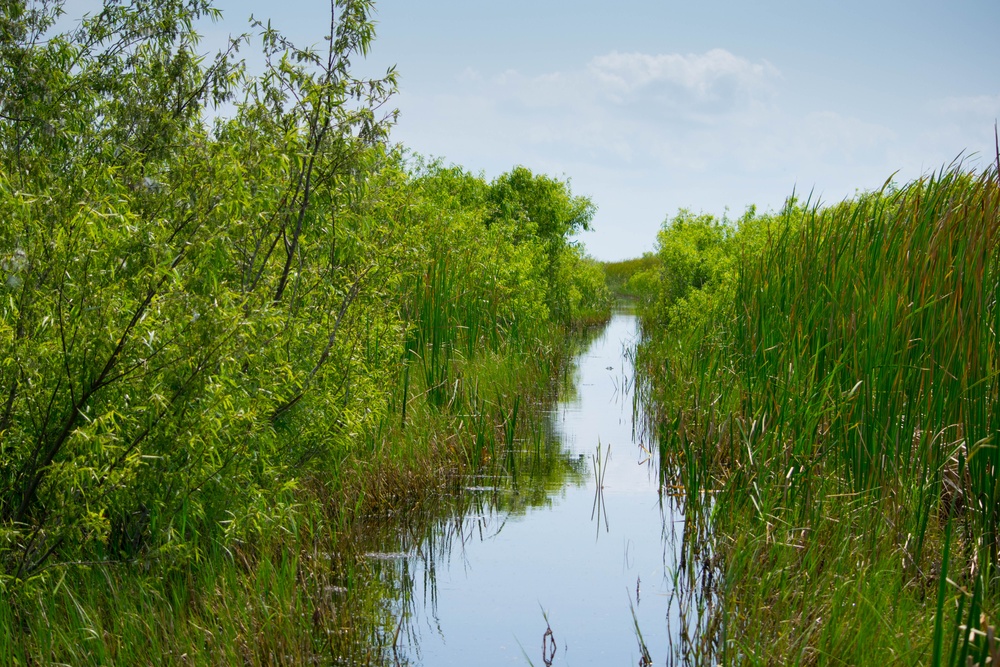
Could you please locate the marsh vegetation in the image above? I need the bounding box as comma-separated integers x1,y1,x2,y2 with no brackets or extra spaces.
631,165,1000,664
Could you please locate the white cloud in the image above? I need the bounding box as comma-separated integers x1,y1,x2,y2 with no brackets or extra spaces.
471,48,778,122
588,49,779,104
413,48,783,175
408,50,888,179
390,49,992,260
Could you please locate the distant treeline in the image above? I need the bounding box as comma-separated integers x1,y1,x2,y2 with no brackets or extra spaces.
600,253,658,302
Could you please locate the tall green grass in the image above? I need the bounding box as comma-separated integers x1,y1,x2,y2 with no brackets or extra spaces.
638,164,1000,664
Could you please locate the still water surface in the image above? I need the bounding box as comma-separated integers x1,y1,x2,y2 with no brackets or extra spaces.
373,313,688,665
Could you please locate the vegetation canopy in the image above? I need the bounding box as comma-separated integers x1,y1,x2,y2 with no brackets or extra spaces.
0,0,609,610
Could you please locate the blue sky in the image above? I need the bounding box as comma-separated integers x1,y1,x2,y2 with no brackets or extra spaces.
61,0,1000,260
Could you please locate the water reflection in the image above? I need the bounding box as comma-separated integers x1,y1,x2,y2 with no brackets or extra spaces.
338,313,717,665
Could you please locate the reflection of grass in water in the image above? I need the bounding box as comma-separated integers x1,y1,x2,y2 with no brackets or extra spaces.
630,596,653,666
552,321,609,405
517,607,558,667
302,319,611,665
591,440,611,535
358,314,670,665
344,318,634,665
657,490,722,666
332,361,599,665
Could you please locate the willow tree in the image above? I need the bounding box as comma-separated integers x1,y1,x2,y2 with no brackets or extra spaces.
0,0,401,583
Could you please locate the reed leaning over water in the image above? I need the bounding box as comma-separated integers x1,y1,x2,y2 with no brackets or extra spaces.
634,161,1000,664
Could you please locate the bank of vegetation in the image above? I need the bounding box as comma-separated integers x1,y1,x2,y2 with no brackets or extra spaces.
0,1,609,662
601,253,657,304
636,167,1000,663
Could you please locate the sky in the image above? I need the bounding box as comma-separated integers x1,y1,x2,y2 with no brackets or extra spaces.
60,1,1000,261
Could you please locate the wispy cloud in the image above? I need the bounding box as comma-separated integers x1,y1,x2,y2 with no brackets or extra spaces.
469,49,778,122
390,49,991,259
401,49,836,175
588,49,779,109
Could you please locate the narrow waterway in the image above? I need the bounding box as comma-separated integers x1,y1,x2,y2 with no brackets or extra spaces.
372,313,693,665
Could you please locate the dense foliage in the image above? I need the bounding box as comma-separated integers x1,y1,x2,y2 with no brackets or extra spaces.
0,0,609,600
600,252,657,303
637,169,1000,663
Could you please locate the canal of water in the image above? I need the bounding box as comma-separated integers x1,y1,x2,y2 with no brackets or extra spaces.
359,312,703,665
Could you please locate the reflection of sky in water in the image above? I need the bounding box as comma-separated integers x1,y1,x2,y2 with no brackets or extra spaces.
393,314,685,666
